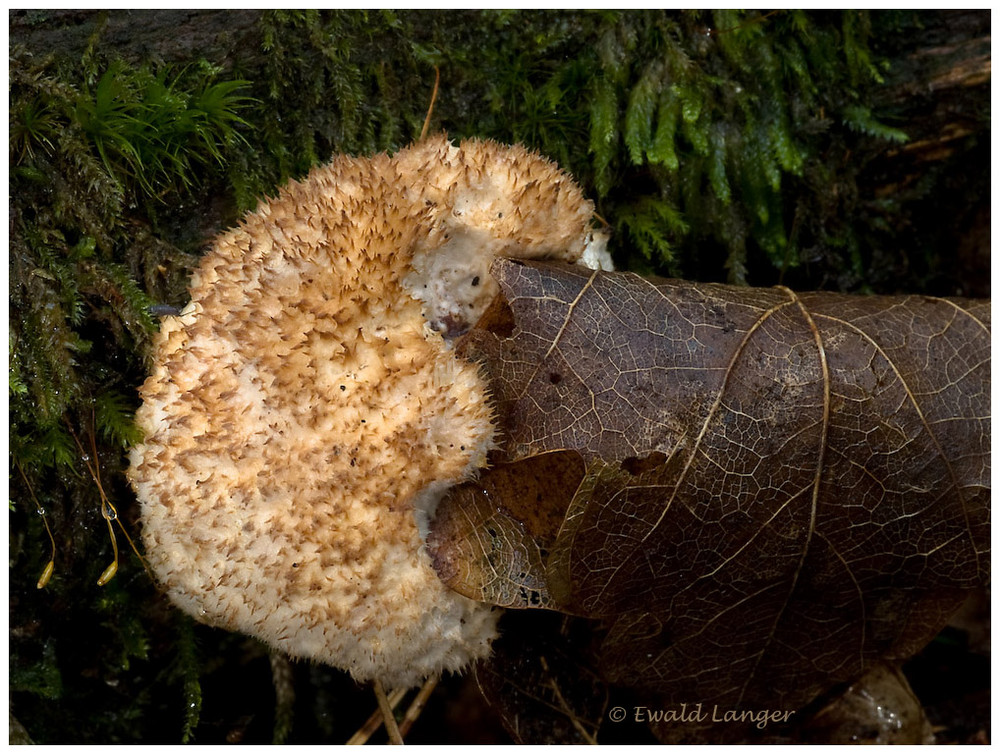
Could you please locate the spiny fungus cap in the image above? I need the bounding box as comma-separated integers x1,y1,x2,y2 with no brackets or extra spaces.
128,135,612,689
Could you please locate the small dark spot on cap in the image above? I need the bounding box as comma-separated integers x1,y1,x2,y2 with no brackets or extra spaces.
471,276,480,287
292,562,299,568
340,385,346,391
549,372,562,385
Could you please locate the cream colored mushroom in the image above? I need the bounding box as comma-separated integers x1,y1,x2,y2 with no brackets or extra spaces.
128,135,611,689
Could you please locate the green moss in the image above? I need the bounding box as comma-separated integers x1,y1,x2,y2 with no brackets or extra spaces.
9,42,254,742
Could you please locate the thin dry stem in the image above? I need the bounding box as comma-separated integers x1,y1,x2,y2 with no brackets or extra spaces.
419,66,440,141
397,676,439,738
541,656,598,745
347,686,406,745
374,679,404,745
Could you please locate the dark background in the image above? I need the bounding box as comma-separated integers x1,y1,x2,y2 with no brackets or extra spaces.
9,10,989,744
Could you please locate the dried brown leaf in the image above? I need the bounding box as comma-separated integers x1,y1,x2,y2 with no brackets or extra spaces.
434,259,990,734
428,451,584,609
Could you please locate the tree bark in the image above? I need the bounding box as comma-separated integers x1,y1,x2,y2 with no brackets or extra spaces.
879,10,990,165
9,10,261,69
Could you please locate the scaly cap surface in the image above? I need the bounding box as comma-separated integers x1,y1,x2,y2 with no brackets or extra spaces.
128,135,610,688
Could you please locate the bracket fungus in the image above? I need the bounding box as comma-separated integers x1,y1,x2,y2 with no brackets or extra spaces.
128,135,611,689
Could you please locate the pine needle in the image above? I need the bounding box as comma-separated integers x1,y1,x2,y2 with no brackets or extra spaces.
419,66,440,141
